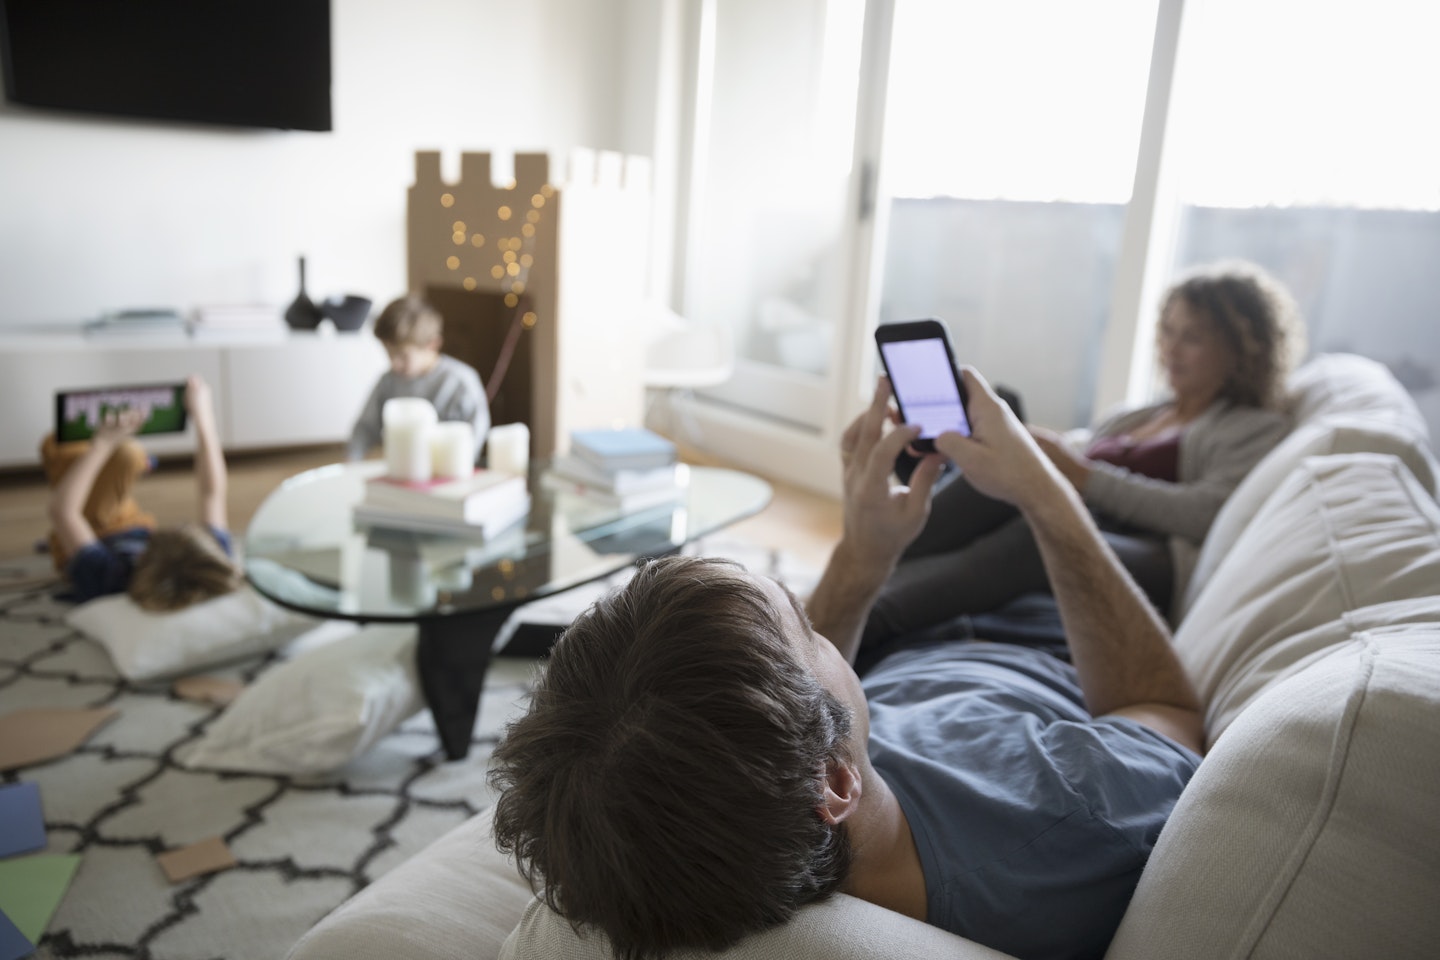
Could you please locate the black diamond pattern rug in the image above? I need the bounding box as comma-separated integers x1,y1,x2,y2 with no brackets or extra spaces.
0,537,815,960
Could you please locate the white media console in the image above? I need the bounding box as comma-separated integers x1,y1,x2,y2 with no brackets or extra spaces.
0,328,388,469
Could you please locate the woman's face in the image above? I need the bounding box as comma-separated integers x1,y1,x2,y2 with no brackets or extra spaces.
1157,299,1235,405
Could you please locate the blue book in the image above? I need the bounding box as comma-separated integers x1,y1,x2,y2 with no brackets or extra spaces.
0,782,45,859
0,908,34,960
570,428,677,471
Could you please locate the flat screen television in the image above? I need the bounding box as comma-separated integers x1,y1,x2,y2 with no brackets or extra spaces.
0,0,331,131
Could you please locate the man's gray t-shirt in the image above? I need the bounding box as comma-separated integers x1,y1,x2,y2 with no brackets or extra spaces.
348,353,491,462
864,642,1200,960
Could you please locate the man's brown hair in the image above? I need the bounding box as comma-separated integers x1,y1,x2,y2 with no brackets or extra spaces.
490,555,854,960
128,524,242,612
1162,260,1307,410
372,294,443,348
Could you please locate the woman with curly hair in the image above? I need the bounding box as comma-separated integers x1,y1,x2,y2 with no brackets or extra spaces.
861,260,1306,655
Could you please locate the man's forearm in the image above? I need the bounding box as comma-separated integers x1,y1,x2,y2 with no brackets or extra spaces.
1020,478,1200,721
807,539,893,665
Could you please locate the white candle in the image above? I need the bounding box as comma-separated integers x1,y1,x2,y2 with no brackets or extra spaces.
430,422,475,480
383,398,437,483
487,422,530,476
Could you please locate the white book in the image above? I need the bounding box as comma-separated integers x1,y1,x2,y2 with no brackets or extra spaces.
549,454,681,495
353,494,531,541
362,470,528,523
193,304,283,328
541,469,687,513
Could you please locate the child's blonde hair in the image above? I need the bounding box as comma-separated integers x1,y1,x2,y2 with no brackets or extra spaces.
373,294,444,348
128,524,242,612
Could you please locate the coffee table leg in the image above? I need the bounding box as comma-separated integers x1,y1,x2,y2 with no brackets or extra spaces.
415,607,513,762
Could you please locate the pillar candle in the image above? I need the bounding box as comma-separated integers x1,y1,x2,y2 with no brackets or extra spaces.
382,398,437,483
430,422,475,480
487,422,530,477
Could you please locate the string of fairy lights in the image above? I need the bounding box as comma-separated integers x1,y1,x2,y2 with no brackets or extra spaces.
436,180,557,401
438,181,554,329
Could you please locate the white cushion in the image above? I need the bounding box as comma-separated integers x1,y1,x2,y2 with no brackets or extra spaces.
1286,352,1429,435
1184,418,1439,615
1176,453,1440,744
1107,624,1440,960
67,586,319,682
178,624,422,775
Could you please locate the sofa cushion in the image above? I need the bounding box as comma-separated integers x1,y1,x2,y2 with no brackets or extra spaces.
1183,418,1439,616
1175,453,1440,744
1285,352,1429,436
1106,624,1440,960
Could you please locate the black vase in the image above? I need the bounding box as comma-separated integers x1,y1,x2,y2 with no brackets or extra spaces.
284,256,323,330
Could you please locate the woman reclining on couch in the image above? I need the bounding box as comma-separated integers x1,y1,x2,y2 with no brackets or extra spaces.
862,260,1307,655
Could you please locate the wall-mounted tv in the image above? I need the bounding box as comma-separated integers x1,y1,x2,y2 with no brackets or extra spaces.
0,0,331,132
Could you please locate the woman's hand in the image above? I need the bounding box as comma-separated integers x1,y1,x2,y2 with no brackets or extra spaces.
1028,425,1093,492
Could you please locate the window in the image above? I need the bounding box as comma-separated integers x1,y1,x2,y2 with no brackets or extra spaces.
1171,0,1440,443
875,0,1159,428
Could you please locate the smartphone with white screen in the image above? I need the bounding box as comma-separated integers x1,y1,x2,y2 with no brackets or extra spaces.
874,319,971,451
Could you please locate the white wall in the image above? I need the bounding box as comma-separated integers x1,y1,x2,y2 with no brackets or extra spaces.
0,0,649,327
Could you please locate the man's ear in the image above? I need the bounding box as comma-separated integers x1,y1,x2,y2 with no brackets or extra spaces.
818,757,862,826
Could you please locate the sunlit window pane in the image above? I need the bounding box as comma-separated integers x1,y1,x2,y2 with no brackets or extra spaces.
877,0,1158,429
1172,0,1440,447
1178,0,1440,210
885,0,1158,202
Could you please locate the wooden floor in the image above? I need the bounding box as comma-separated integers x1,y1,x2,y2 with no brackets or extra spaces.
0,443,842,571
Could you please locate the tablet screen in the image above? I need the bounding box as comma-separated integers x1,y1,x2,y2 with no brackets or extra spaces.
55,383,188,443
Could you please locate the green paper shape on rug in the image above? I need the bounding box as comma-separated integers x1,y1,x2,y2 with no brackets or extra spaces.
0,854,81,943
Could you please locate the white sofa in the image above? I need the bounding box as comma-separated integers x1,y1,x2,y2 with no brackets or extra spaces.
288,354,1440,960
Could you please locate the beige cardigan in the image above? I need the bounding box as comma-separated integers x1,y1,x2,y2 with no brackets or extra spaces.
1081,399,1291,617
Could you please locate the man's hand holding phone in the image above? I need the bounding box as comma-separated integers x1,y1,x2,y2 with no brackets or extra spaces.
838,377,946,570
932,367,1069,516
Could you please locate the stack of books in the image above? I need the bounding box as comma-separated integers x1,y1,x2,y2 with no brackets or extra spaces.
190,304,286,341
353,469,530,539
543,428,684,512
83,309,188,338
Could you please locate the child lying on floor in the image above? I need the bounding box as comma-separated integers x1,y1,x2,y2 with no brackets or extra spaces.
42,375,242,609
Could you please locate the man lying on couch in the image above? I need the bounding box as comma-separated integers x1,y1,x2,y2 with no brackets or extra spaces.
489,369,1206,960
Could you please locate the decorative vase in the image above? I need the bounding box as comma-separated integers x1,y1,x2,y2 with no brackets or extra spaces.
283,256,323,330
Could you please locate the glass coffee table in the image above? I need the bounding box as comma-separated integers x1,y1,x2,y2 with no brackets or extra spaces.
243,461,772,760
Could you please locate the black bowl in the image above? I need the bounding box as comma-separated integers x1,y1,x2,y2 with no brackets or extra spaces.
321,295,373,332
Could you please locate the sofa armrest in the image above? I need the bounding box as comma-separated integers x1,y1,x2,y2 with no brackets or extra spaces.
286,806,534,960
288,804,1021,960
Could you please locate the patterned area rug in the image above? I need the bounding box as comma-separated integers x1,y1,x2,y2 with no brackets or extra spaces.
0,538,817,960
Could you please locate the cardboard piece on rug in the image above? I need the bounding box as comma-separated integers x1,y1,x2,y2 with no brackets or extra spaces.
171,675,245,707
155,837,236,884
0,908,33,960
0,708,118,772
0,854,81,945
0,783,45,859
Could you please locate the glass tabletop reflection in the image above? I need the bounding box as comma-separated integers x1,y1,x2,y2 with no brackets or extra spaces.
243,461,773,622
